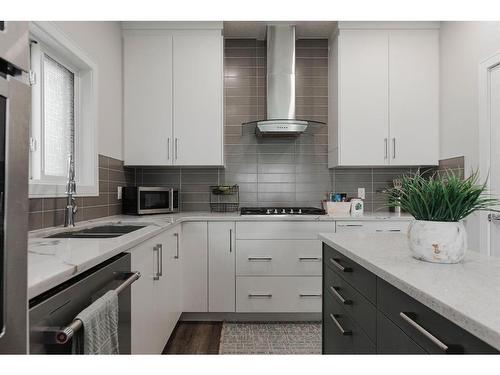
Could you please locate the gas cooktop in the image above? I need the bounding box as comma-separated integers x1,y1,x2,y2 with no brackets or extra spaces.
240,207,326,216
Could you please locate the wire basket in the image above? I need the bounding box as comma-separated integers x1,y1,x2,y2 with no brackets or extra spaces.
209,185,239,212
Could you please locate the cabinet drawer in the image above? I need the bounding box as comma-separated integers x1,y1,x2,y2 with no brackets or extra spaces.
236,276,321,313
377,311,426,354
324,265,376,342
236,240,322,276
323,244,377,304
335,220,410,234
377,278,498,354
322,291,376,354
236,221,334,240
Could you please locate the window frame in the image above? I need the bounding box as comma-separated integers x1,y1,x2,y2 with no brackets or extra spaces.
29,21,98,198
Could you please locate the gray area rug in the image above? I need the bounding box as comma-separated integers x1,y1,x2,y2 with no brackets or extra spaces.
219,322,322,354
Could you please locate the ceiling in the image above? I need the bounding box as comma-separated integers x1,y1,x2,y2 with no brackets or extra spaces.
223,21,337,39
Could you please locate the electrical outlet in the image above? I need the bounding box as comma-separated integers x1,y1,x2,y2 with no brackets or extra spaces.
117,186,122,200
357,187,365,200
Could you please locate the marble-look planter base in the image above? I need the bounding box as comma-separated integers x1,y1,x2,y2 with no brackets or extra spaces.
407,220,467,264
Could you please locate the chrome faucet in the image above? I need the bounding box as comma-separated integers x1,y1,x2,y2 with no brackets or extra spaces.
64,154,78,227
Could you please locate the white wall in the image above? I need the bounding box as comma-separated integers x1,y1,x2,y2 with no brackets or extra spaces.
440,21,500,252
54,21,123,160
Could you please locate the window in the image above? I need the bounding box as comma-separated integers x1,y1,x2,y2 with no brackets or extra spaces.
29,21,97,197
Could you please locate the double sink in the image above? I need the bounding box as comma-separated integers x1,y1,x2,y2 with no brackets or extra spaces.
46,224,148,239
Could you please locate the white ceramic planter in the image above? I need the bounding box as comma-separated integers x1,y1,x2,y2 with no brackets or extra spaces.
407,220,467,264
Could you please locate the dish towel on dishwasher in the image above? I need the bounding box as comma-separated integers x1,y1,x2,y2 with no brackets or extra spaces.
72,290,120,354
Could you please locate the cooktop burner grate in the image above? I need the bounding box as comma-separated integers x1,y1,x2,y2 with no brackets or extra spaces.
240,207,326,215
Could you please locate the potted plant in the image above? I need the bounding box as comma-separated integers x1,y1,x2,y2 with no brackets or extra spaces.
387,170,500,263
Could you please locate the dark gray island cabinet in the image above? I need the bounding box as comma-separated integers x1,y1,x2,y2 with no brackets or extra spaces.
322,243,499,354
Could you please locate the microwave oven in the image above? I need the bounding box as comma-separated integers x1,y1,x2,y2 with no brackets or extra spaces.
122,187,179,215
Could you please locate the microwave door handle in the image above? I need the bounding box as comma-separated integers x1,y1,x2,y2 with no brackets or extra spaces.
170,189,174,211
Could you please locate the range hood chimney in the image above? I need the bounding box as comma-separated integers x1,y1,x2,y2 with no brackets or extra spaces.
243,24,325,136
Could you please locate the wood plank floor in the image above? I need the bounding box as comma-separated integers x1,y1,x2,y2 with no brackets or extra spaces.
163,321,222,354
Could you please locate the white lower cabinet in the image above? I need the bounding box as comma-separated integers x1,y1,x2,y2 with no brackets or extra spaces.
128,228,181,354
335,220,411,233
208,222,235,312
236,276,322,313
236,239,322,276
181,222,208,312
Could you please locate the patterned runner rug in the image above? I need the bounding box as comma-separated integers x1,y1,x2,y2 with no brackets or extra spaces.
218,322,321,354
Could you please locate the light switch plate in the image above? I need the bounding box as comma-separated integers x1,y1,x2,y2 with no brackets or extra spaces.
357,187,365,200
117,186,122,200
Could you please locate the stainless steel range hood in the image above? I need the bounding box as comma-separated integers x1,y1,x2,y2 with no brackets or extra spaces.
242,25,325,136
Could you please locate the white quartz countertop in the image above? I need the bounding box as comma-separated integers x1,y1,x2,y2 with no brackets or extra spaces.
318,232,500,350
28,211,412,300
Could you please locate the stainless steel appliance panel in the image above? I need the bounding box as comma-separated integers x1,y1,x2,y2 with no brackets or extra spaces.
29,253,132,354
0,74,30,354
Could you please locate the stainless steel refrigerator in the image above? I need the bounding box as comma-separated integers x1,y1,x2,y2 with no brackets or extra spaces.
0,21,30,354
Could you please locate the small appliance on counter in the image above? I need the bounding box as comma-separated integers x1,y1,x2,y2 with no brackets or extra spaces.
122,186,179,215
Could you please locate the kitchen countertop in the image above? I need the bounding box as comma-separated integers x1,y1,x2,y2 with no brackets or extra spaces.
28,211,412,300
318,232,500,351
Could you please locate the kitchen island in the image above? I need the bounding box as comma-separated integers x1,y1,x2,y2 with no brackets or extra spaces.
319,232,500,353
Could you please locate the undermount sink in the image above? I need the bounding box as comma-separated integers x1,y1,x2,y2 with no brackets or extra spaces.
45,224,148,239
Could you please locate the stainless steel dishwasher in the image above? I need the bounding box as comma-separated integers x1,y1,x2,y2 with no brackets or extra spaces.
29,253,139,354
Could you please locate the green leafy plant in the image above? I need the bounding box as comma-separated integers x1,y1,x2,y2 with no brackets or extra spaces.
386,170,500,222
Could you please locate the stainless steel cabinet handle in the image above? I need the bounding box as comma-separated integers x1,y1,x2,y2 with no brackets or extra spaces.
329,258,352,272
229,228,232,253
248,293,272,298
158,244,163,277
392,138,396,159
299,293,322,298
399,312,448,352
337,224,363,227
384,138,388,159
167,138,170,160
153,245,160,280
174,232,179,259
376,229,401,232
330,314,352,336
248,256,272,261
329,286,352,305
175,138,178,160
299,256,322,261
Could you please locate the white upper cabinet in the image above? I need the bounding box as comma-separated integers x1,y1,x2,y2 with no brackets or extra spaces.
123,34,173,166
172,34,223,166
328,23,439,167
388,30,439,166
123,22,224,166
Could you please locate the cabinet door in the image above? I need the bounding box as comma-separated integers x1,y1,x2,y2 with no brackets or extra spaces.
153,228,182,352
129,239,157,354
208,222,235,312
339,30,389,166
163,227,182,333
123,34,173,165
181,222,208,312
388,30,439,166
172,32,223,166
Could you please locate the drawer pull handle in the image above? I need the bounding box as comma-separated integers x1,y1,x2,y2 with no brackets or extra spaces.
330,314,352,336
337,224,363,227
376,229,401,232
299,293,322,298
248,257,272,261
329,286,352,305
399,312,448,352
329,258,352,272
248,293,272,298
299,257,322,261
